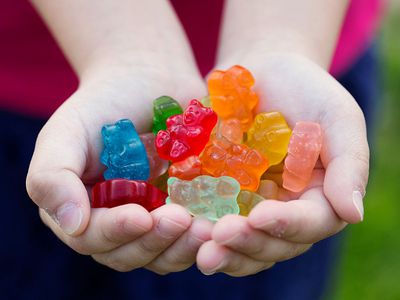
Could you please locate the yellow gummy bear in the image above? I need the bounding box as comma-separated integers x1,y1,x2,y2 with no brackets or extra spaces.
246,112,292,166
237,180,279,216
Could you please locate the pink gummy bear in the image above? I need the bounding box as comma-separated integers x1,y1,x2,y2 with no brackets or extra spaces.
283,121,323,192
140,133,169,180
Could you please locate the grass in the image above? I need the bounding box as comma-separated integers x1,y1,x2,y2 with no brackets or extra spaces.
328,6,400,300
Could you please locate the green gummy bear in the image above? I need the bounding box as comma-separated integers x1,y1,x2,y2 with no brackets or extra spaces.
200,96,212,108
152,96,183,134
166,175,240,222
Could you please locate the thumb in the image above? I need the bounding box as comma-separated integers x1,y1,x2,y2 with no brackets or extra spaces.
26,108,91,236
322,98,370,224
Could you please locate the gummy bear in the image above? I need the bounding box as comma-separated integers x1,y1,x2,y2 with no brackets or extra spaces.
246,112,292,166
208,65,259,131
201,137,269,191
152,96,183,134
216,118,243,144
237,180,279,216
155,99,217,162
100,119,150,180
150,171,169,193
236,190,265,217
261,162,284,186
168,155,202,180
257,179,279,199
140,133,169,180
283,121,322,192
200,96,212,108
92,179,167,211
167,175,240,222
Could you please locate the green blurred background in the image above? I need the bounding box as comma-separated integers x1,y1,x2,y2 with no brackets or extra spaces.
328,2,400,300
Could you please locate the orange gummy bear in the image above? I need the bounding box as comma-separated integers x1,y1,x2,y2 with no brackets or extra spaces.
201,136,269,191
168,155,202,180
208,65,259,132
283,122,322,192
216,118,244,144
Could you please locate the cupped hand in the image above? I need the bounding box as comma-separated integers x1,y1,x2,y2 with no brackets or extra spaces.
197,53,369,276
26,64,214,274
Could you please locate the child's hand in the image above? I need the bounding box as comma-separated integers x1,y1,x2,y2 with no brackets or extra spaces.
26,66,214,274
196,53,369,276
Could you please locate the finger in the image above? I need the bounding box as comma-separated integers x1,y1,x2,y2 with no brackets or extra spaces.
197,241,274,277
145,217,213,274
39,204,153,254
92,204,191,272
26,110,90,236
248,188,346,244
321,99,369,223
212,215,311,262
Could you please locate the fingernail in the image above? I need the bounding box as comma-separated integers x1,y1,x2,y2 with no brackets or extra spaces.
200,260,225,276
352,190,364,221
156,217,187,239
201,270,216,276
55,202,83,235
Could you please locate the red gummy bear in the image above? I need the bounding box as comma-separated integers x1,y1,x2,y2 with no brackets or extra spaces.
92,179,167,211
155,99,217,162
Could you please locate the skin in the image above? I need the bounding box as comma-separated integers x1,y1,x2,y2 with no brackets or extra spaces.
197,53,368,276
26,0,369,276
27,0,211,274
197,0,369,276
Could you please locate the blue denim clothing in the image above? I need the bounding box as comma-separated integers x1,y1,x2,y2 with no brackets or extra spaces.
0,45,378,300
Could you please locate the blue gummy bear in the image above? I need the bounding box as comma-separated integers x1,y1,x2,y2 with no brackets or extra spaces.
100,119,150,180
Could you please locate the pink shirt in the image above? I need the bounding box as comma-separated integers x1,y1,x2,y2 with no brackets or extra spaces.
330,0,384,75
0,0,384,118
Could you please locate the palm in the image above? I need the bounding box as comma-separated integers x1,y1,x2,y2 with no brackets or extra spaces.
28,67,213,274
248,54,368,220
195,55,369,276
47,71,206,187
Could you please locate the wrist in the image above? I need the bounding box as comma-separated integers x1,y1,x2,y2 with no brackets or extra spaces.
79,51,201,85
216,29,333,71
72,60,206,121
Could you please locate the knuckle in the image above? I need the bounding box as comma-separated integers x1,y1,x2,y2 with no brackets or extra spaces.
145,265,171,276
159,239,198,268
93,254,135,273
137,238,164,257
26,171,49,205
152,269,170,276
110,263,135,273
228,262,275,277
263,262,276,271
227,264,263,277
349,149,370,170
100,223,121,247
226,271,247,277
68,238,92,255
279,244,310,262
171,263,193,272
158,257,193,273
224,257,243,275
244,239,265,258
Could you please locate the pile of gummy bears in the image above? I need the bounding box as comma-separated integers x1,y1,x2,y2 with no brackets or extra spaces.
92,65,323,221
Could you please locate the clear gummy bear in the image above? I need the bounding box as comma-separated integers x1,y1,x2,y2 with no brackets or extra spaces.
166,175,240,221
